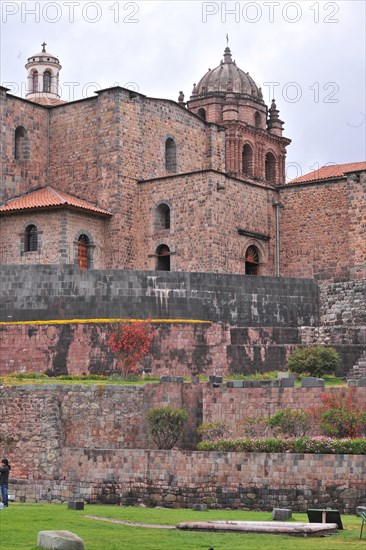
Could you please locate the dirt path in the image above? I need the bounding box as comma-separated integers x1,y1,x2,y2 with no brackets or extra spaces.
84,515,176,529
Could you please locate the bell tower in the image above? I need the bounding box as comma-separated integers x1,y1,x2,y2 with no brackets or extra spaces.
25,42,63,105
187,46,291,184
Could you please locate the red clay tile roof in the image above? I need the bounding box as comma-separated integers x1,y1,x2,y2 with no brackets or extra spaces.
286,161,366,185
0,186,112,217
28,96,66,106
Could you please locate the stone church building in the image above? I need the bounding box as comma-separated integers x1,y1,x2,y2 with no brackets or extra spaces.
1,43,365,282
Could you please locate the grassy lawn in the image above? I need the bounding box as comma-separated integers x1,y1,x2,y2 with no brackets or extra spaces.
0,504,363,550
0,372,347,387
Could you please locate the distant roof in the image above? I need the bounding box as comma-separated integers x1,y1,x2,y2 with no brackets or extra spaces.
287,161,366,185
27,96,66,106
0,186,112,217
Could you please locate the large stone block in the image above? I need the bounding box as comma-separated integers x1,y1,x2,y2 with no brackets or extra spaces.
272,508,292,521
37,530,84,550
301,377,325,388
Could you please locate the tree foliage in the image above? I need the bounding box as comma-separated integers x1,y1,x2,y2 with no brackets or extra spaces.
146,406,189,449
287,345,340,377
318,391,366,438
108,321,155,378
268,408,311,437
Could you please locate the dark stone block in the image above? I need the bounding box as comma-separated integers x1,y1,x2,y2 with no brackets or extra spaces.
208,376,223,384
280,378,295,388
301,377,325,388
272,508,292,520
192,504,208,511
68,501,84,510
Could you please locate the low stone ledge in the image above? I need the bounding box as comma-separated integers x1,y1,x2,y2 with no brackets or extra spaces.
176,520,338,537
37,530,84,549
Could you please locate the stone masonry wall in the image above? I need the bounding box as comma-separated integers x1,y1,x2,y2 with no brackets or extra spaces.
1,266,365,376
0,322,304,377
1,385,364,513
0,209,107,268
0,266,320,375
0,266,318,325
202,386,365,438
1,94,49,204
9,449,364,513
47,89,226,270
138,172,277,275
279,174,366,281
319,280,366,325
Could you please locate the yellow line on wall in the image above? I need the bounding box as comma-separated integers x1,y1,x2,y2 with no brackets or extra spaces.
0,318,212,326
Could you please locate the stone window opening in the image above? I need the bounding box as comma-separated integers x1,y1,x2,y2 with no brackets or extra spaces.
15,126,30,160
245,245,260,275
25,224,38,253
242,144,254,176
165,138,177,172
198,108,207,121
43,70,52,93
265,152,276,183
31,70,38,92
156,244,170,271
77,234,90,270
155,203,171,230
255,111,261,128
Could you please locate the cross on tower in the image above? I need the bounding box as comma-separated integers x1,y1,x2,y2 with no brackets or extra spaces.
41,42,47,52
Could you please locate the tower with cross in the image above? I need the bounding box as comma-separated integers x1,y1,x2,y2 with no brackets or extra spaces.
25,43,62,104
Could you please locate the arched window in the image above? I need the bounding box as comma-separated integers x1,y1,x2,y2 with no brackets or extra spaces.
255,111,261,128
155,203,171,230
156,244,170,271
32,70,38,93
197,108,206,121
78,234,90,270
15,126,29,160
242,144,253,176
25,224,38,252
265,152,276,183
43,70,51,93
15,127,25,159
165,138,177,172
245,245,260,275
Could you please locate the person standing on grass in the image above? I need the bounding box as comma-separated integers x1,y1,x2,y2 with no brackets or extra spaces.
0,458,11,507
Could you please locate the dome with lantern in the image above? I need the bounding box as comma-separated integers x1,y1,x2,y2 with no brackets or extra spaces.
191,46,263,101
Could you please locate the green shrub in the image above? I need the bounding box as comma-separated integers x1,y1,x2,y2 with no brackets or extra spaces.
198,421,229,442
241,417,273,438
146,406,189,449
268,409,311,437
13,372,48,379
287,345,340,377
197,437,366,454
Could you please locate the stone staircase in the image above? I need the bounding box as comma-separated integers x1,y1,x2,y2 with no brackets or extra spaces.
347,351,366,380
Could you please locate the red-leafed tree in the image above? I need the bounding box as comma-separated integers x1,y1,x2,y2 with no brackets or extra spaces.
108,321,155,379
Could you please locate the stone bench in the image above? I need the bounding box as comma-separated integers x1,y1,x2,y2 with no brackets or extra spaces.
37,530,84,550
176,520,338,537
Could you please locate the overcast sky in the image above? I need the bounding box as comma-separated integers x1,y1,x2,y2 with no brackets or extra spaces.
1,0,365,180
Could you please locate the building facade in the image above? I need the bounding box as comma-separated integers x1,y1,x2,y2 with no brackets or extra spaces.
1,45,365,281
